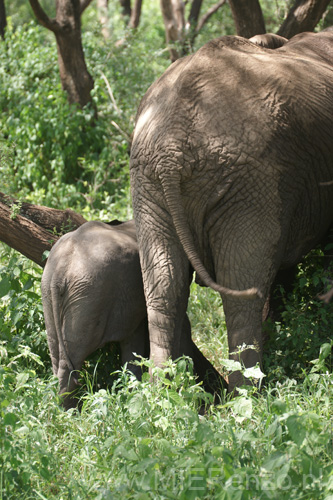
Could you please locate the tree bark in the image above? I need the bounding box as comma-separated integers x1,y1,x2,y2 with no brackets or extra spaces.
97,0,110,39
277,0,331,39
0,0,7,39
160,0,181,61
187,0,203,30
228,0,266,38
181,0,203,53
28,0,94,107
0,203,55,267
0,192,87,267
172,0,185,32
129,0,143,28
119,0,131,17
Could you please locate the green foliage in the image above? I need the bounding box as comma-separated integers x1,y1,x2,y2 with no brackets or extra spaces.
5,0,56,26
0,18,167,216
1,356,333,499
188,282,228,374
0,246,49,373
264,250,333,382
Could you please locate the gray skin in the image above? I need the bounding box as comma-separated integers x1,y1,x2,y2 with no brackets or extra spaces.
41,220,225,409
129,31,333,391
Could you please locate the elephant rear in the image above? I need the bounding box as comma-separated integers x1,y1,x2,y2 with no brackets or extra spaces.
41,220,148,409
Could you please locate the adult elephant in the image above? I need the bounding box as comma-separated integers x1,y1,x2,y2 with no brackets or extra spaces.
130,32,333,391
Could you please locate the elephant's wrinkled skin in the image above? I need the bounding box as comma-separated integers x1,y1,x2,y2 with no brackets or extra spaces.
130,32,333,390
41,220,224,409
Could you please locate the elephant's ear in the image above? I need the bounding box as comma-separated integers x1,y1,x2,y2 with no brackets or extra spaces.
106,219,123,226
249,33,288,49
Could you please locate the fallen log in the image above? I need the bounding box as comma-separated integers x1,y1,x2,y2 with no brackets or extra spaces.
0,192,87,267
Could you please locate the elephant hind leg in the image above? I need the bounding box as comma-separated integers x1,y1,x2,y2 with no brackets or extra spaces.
222,294,265,391
120,318,149,379
133,193,192,368
57,358,82,410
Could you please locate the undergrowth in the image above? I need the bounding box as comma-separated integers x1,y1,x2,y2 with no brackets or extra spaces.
1,352,333,499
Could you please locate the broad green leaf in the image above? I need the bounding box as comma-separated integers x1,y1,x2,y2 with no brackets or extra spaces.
319,342,332,361
0,277,11,298
4,412,18,426
221,359,242,372
271,399,287,415
243,366,265,380
128,393,145,417
167,389,185,406
195,423,214,444
286,415,307,446
261,451,286,472
232,397,253,419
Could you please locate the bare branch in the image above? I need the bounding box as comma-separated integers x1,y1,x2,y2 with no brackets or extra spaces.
277,0,331,39
172,0,185,32
197,0,226,32
0,192,87,234
110,120,131,142
319,180,333,186
100,72,122,115
28,0,60,33
318,287,333,304
97,0,110,39
80,0,94,15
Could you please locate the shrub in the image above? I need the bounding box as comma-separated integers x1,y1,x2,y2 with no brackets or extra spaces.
264,249,333,382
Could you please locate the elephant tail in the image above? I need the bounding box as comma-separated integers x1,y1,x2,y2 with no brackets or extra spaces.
51,284,78,385
160,174,261,299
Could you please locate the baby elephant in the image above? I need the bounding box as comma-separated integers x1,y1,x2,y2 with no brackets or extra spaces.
41,220,225,409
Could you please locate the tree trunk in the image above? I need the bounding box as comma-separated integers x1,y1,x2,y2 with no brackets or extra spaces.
119,0,131,17
172,0,185,32
277,0,331,39
0,0,7,39
97,0,110,40
187,0,203,31
54,0,94,107
129,0,143,28
228,0,266,38
0,192,87,267
29,0,94,107
160,0,182,61
0,203,55,267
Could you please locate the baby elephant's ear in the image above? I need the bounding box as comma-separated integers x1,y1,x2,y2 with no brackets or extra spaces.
249,33,288,49
106,219,123,226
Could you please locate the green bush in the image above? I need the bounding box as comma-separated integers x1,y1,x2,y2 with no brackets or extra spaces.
264,249,333,382
0,247,49,372
1,356,332,499
0,18,167,214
